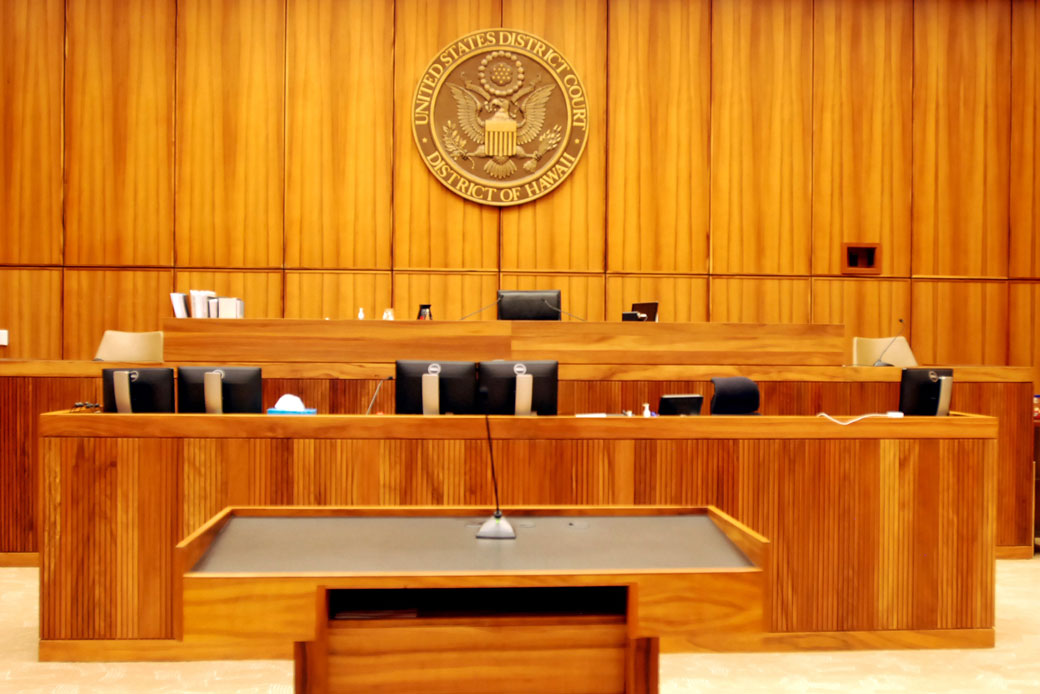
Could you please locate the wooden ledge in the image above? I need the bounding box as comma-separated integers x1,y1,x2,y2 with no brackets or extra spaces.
38,412,999,440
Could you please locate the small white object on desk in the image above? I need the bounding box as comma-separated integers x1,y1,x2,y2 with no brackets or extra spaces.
267,393,317,415
0,329,8,346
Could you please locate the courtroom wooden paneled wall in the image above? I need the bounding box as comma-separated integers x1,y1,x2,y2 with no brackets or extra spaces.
1,0,1039,372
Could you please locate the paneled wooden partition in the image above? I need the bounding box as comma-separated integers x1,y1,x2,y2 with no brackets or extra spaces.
0,0,1039,372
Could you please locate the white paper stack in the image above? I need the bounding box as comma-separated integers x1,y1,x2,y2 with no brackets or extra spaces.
189,290,217,317
170,292,189,318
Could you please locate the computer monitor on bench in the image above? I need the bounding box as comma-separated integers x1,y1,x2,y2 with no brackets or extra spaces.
898,368,953,416
497,290,561,321
102,368,175,413
177,367,263,414
395,361,479,415
478,360,558,416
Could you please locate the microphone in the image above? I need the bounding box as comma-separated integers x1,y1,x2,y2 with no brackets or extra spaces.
476,395,515,539
458,296,501,321
542,299,587,322
365,375,393,415
872,319,906,367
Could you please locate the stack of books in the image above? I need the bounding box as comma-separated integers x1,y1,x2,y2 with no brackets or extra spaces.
170,291,244,319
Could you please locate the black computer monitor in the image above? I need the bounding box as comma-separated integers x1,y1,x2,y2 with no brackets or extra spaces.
102,368,175,414
177,367,263,414
898,368,953,416
658,394,703,416
478,360,558,415
631,301,659,322
395,361,478,415
497,290,561,321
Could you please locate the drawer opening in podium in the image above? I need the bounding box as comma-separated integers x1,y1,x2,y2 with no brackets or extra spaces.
328,586,628,621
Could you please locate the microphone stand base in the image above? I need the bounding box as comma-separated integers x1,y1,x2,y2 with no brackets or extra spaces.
476,514,516,540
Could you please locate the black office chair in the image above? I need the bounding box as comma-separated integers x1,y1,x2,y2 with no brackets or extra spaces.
709,377,760,415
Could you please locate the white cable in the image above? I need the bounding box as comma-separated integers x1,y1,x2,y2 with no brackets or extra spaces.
816,412,895,426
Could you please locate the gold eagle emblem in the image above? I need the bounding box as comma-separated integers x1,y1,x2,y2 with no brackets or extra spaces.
441,51,563,179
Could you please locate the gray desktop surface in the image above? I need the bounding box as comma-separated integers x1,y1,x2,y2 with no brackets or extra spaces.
191,515,753,574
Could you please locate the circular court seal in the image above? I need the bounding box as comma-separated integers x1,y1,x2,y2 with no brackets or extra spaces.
412,29,590,206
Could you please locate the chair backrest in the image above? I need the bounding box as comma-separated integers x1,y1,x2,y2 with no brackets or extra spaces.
93,330,164,362
852,336,917,367
710,376,760,415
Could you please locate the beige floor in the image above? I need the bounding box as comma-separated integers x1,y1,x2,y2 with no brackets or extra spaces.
3,558,1040,693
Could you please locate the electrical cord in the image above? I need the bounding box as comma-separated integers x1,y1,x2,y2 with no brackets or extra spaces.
816,412,903,426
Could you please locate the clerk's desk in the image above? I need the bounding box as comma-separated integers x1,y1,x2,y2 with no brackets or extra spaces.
37,411,997,661
176,506,768,694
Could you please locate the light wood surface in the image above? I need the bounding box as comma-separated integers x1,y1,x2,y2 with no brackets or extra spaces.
607,0,710,274
912,0,1010,278
0,0,62,266
605,276,710,323
811,278,912,341
175,0,285,268
284,0,393,270
811,0,912,277
64,0,175,267
1012,0,1040,279
162,319,846,365
284,272,394,321
910,280,1009,365
710,0,812,276
709,278,812,325
391,0,501,270
0,269,62,359
1008,282,1040,371
499,0,608,272
63,270,175,360
38,417,994,653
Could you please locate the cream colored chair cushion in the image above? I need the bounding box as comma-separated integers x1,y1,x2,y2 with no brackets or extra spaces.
852,336,917,367
93,330,164,362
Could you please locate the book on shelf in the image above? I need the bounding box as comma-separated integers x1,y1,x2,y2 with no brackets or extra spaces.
169,292,189,318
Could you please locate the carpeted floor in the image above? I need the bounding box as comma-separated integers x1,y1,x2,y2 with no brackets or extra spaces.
3,557,1040,693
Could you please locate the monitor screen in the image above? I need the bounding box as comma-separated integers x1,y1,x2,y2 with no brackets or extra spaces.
177,367,263,414
898,368,953,416
395,361,478,415
631,302,659,322
658,394,703,416
478,360,558,415
497,290,561,321
102,368,175,414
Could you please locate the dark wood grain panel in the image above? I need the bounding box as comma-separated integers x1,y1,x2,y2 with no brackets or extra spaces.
710,0,813,275
0,0,63,265
0,269,62,359
175,0,285,268
606,0,710,274
1012,0,1040,279
284,272,393,321
912,0,1010,277
812,0,912,276
909,280,1008,365
285,0,393,270
65,0,175,266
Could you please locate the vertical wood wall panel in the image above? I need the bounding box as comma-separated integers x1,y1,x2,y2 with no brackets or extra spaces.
174,270,283,319
285,0,393,270
284,272,393,320
175,0,285,268
0,0,63,265
710,277,812,324
65,0,175,267
606,0,710,274
500,0,608,272
1011,0,1040,279
0,269,62,359
812,278,911,341
710,0,813,275
910,280,1009,365
912,0,1010,278
605,275,709,323
393,272,499,322
812,0,912,277
392,0,501,270
500,273,606,321
63,270,174,360
1008,282,1040,368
